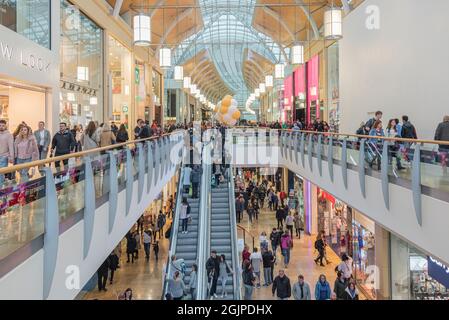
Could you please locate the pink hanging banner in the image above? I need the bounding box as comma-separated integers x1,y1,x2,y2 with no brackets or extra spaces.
307,55,320,122
294,65,306,98
283,75,293,111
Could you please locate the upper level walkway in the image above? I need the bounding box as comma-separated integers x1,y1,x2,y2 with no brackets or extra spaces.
226,128,449,266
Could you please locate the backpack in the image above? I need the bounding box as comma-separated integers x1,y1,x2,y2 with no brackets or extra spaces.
180,261,187,275
314,240,319,250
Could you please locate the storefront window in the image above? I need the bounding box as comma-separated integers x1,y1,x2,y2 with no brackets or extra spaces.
152,69,162,125
0,81,46,131
109,36,131,126
0,0,50,49
391,234,449,300
327,43,340,132
135,61,148,123
60,0,103,127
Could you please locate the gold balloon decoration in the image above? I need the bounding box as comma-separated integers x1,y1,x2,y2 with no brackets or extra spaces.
213,96,241,126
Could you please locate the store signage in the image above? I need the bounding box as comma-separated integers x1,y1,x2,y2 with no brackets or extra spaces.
0,40,51,73
427,256,449,288
60,80,97,96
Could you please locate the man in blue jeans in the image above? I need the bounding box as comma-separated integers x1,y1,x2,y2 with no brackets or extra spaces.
0,120,14,187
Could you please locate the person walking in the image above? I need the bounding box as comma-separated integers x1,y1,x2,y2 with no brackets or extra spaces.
276,206,285,229
401,115,418,140
115,124,129,144
97,258,110,292
14,125,39,181
191,165,201,199
183,165,192,194
242,245,251,267
206,250,220,299
343,282,359,300
315,274,332,300
270,228,281,257
0,120,14,186
292,275,311,300
218,254,234,298
80,121,99,151
280,231,292,268
285,212,295,238
189,264,198,300
50,122,76,170
153,240,159,261
262,249,274,286
167,271,186,300
34,121,50,160
250,247,263,289
235,195,244,223
337,254,353,283
143,228,152,261
334,271,347,300
434,115,449,172
179,197,191,234
314,234,326,267
157,210,166,239
364,111,383,134
294,212,304,239
99,123,116,149
126,231,137,263
247,202,255,223
242,260,256,300
272,269,291,300
108,251,119,285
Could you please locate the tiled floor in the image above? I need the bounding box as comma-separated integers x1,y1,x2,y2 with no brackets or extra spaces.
82,226,171,300
238,207,367,300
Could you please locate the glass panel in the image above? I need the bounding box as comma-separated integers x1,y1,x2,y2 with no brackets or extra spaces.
419,143,449,194
346,137,360,168
92,153,111,199
0,168,46,260
0,0,50,48
55,156,85,221
117,149,126,187
60,0,103,127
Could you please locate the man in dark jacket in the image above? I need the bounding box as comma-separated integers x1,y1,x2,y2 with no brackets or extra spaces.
206,250,220,299
235,195,244,223
314,235,326,267
50,122,76,171
262,249,274,286
134,119,152,140
401,116,418,140
191,165,202,198
334,271,347,300
272,269,291,300
97,258,110,292
364,111,383,134
126,231,137,263
276,206,285,229
435,116,449,152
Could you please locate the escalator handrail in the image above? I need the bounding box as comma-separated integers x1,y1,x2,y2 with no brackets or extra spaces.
161,167,185,299
227,165,241,300
197,142,212,300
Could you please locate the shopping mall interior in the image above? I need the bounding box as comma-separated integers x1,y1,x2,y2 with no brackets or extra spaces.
0,0,448,303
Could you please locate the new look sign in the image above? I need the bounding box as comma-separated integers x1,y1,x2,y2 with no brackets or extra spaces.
427,256,449,288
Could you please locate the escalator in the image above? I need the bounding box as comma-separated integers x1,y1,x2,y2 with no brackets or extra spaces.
162,165,201,300
208,165,241,300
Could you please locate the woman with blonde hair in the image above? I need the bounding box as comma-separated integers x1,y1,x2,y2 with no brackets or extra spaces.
99,123,116,149
14,125,39,181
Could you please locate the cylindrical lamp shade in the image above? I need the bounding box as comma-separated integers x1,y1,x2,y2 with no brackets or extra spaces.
159,48,171,68
174,66,184,81
275,64,285,79
291,44,304,65
190,84,197,95
324,8,343,40
77,66,89,81
255,88,260,98
133,15,151,46
183,76,191,89
259,83,266,94
265,75,273,88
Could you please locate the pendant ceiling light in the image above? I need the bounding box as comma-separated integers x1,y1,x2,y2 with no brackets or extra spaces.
89,96,98,105
275,64,285,79
324,7,343,40
259,83,266,94
255,88,260,98
183,76,191,89
265,75,273,88
190,84,197,95
159,48,171,68
174,66,184,81
291,43,304,65
133,14,151,46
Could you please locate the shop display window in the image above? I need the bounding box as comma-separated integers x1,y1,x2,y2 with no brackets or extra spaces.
0,0,50,49
109,37,132,126
60,0,103,127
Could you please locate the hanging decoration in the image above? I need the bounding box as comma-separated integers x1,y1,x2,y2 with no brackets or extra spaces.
213,95,241,126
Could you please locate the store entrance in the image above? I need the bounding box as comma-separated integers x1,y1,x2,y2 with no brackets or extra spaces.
0,81,46,132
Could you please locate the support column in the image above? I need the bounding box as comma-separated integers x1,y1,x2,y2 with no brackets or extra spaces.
282,167,289,193
375,224,391,300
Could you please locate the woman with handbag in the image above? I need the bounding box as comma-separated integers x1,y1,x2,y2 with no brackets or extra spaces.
14,125,39,181
180,197,191,234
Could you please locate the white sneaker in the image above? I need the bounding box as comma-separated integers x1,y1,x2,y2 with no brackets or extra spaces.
213,294,218,298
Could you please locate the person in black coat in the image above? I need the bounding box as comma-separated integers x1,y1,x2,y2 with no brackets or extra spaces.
109,252,119,284
205,250,220,298
334,271,347,300
97,258,110,291
314,235,326,267
276,206,285,229
126,232,137,263
272,269,291,300
191,165,202,199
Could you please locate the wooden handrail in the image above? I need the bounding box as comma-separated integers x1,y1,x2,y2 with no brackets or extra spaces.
0,131,183,175
232,126,449,146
